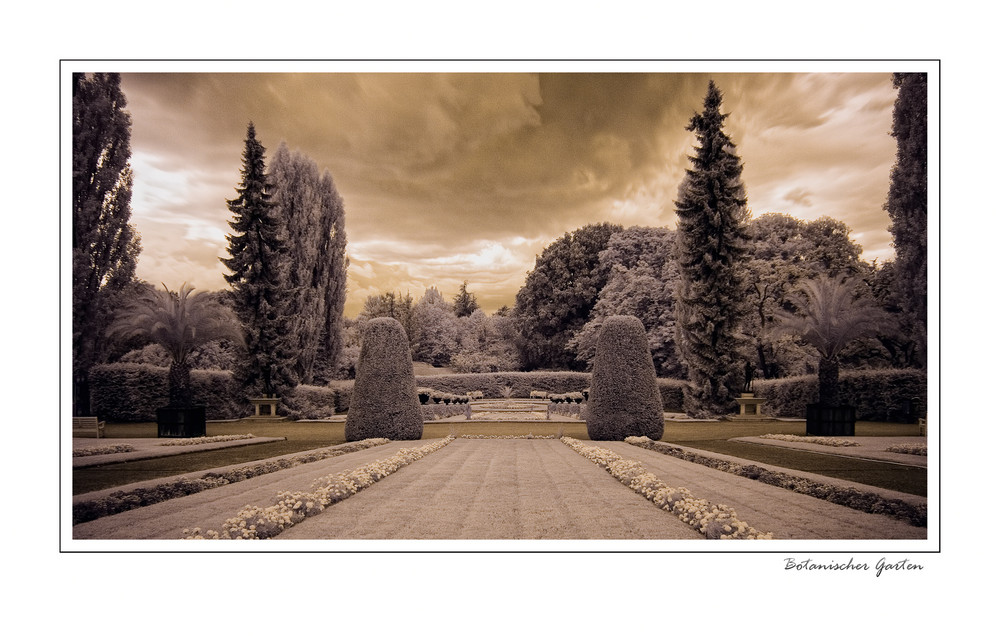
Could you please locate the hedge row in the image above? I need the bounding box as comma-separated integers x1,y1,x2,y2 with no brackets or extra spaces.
754,369,927,422
89,363,248,421
411,371,591,398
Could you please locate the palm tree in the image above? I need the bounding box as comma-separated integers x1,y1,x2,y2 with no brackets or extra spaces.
770,276,889,406
110,283,243,407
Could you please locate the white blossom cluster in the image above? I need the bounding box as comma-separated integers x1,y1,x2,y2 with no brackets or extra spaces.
184,436,455,540
159,434,256,447
72,444,136,457
561,437,772,540
460,434,557,439
759,434,861,447
884,443,928,456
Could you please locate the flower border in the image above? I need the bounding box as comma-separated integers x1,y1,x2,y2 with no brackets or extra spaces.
561,437,772,539
759,433,860,447
72,444,136,457
185,436,455,539
158,434,256,447
73,438,391,525
625,436,927,527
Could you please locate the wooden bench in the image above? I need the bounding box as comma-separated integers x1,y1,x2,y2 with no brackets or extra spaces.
73,416,105,438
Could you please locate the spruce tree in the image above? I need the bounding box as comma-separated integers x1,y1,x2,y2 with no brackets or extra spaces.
453,280,480,317
72,72,141,415
673,81,751,417
884,72,928,368
221,123,297,402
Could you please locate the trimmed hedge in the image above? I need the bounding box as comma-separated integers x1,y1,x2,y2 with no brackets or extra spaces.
656,378,686,412
345,318,423,441
89,363,247,421
586,316,664,440
282,384,341,420
412,371,591,398
754,368,927,422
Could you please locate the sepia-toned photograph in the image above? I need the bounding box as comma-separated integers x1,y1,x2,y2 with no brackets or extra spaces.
64,62,935,552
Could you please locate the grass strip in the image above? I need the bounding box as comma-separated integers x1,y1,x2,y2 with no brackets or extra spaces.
625,436,927,527
72,438,391,525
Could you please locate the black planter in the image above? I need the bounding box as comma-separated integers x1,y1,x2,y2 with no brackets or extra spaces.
806,404,856,436
419,394,430,405
157,405,206,438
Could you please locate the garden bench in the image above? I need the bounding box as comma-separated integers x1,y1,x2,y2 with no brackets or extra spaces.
918,417,926,436
73,416,105,439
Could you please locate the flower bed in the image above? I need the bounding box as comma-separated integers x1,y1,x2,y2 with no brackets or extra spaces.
185,436,456,539
561,437,772,539
72,444,136,457
158,434,256,446
625,436,926,527
470,411,548,421
885,443,928,456
460,434,557,439
759,433,860,447
72,438,391,525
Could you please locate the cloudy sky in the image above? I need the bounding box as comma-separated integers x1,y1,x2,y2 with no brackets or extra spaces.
117,67,901,317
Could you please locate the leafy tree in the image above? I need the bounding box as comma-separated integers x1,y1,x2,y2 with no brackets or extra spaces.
453,280,480,317
268,143,349,384
569,226,682,377
513,222,623,370
745,213,866,378
72,72,142,415
673,81,751,416
221,123,298,400
771,276,889,406
108,283,242,407
358,290,415,337
451,309,520,373
884,72,928,367
409,287,460,366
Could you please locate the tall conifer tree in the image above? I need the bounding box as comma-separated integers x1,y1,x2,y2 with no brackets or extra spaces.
221,123,297,400
269,143,348,384
673,81,751,417
884,72,928,368
72,72,141,415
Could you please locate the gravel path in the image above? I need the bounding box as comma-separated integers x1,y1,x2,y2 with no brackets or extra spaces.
595,441,926,540
72,437,927,542
277,438,702,540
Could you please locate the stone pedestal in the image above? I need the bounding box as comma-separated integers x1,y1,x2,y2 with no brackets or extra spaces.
729,393,767,421
157,405,206,438
806,404,856,436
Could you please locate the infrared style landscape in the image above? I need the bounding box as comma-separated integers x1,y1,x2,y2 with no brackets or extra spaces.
68,66,930,546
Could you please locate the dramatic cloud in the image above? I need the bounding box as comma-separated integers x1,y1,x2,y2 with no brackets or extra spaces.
119,68,900,316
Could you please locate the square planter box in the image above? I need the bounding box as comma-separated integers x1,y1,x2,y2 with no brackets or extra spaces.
806,404,856,436
157,405,206,438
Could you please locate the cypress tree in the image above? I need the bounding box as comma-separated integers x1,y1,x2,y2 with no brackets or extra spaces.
221,123,297,402
673,81,751,417
586,315,664,441
884,72,928,368
72,72,141,415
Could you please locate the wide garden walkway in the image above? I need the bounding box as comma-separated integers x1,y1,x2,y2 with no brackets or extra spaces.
71,437,927,543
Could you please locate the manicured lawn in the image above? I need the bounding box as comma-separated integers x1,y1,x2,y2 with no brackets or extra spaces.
72,417,926,497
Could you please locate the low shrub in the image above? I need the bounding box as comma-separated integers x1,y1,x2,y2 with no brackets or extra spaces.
282,384,340,420
656,378,686,411
754,369,927,421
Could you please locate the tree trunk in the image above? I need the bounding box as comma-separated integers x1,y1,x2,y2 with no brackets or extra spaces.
817,356,840,406
168,360,193,407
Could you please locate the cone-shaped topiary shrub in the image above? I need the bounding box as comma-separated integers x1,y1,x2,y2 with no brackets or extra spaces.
586,315,664,441
345,317,423,441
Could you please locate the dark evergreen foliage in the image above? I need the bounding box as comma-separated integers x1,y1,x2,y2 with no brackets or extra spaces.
513,222,623,370
72,72,141,415
221,123,298,402
453,280,480,317
673,81,751,417
884,73,928,368
586,316,664,440
344,318,423,441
